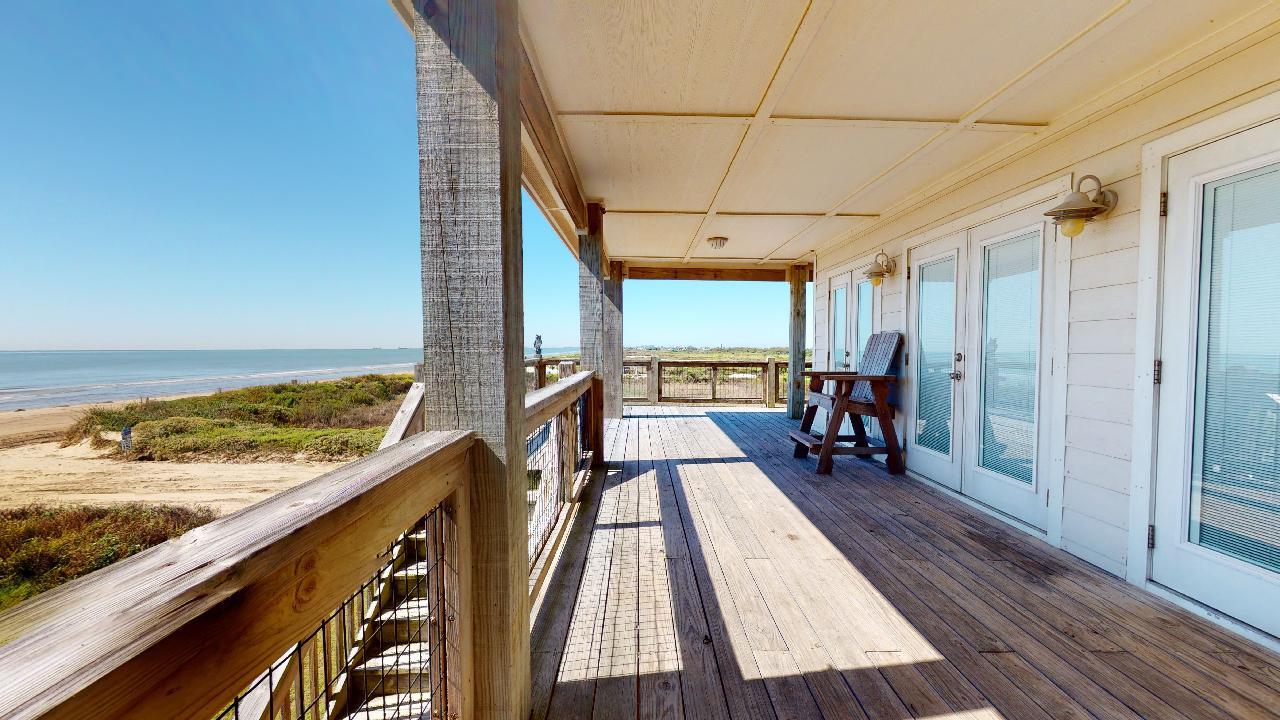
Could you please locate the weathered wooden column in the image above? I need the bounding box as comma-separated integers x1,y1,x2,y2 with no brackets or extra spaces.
787,264,808,419
578,203,623,417
765,356,777,408
603,261,624,417
647,355,660,404
414,1,527,718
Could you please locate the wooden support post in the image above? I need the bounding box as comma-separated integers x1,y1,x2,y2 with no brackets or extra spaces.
578,203,607,407
603,261,624,417
787,264,809,419
414,1,526,717
647,355,659,404
558,360,575,380
765,356,777,408
535,359,548,388
589,375,605,466
709,364,718,402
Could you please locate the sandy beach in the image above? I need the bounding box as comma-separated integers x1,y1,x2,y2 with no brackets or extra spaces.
0,401,341,514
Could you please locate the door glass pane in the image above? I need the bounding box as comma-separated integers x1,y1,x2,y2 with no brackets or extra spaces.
856,281,874,363
856,280,881,441
1191,163,1280,573
831,286,848,369
979,231,1040,483
915,256,955,455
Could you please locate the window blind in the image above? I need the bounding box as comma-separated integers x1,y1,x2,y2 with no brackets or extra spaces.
1191,163,1280,573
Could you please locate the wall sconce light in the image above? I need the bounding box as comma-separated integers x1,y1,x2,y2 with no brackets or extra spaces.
864,251,896,287
1044,174,1117,238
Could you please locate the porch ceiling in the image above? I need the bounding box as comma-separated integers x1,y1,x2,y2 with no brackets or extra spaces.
392,0,1272,268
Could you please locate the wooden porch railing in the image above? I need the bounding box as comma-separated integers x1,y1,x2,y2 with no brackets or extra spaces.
0,371,605,720
621,357,813,406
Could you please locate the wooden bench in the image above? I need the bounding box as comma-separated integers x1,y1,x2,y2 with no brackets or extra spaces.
789,331,905,475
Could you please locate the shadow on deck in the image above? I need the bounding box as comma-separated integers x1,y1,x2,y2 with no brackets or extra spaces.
529,407,1280,720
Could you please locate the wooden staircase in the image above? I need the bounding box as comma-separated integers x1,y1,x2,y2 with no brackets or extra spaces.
336,528,446,720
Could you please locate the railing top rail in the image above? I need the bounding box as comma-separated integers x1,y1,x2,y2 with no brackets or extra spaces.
525,370,594,429
0,429,474,720
657,359,769,368
378,380,426,449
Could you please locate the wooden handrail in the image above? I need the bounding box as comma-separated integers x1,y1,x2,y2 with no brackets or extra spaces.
378,381,426,449
657,359,769,368
524,370,594,429
0,430,475,720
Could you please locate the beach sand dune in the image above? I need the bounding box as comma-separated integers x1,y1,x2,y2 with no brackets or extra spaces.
0,440,341,514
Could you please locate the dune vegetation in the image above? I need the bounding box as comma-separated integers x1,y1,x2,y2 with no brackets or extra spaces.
64,374,412,462
0,503,217,611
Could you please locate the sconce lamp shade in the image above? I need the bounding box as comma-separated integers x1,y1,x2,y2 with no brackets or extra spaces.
1045,174,1116,237
864,251,896,287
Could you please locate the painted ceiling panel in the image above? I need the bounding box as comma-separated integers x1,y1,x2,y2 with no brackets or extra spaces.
603,213,702,259
560,117,746,211
521,0,807,115
688,214,818,260
717,123,938,214
774,0,1116,120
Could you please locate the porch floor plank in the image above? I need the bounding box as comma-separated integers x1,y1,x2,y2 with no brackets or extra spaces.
530,406,1280,720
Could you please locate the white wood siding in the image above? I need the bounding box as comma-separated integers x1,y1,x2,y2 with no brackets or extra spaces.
813,27,1280,577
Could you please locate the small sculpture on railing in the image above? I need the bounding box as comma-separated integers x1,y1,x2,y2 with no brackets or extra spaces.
533,334,543,360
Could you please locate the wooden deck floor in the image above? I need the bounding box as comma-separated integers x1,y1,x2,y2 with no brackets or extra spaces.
529,406,1280,720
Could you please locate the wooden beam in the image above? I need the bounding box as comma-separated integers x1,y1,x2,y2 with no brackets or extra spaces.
788,264,809,419
557,111,1046,133
519,41,588,230
626,266,813,282
414,0,527,718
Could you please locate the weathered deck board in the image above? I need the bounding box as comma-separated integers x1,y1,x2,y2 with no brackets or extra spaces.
530,406,1280,719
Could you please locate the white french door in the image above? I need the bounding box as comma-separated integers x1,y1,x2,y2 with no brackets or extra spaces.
907,233,967,490
906,213,1053,529
960,216,1052,529
1153,118,1280,636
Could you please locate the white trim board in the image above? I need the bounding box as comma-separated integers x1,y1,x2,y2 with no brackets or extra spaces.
1128,88,1280,586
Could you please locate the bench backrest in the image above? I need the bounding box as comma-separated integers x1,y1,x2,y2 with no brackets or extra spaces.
852,331,904,404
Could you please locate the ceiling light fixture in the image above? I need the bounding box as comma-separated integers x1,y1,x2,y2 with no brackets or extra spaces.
1044,174,1117,238
706,236,728,250
864,251,896,287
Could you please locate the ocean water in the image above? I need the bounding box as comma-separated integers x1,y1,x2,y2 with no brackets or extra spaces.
0,349,425,411
0,347,583,412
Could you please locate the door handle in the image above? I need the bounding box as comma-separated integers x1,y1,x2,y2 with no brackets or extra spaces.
949,371,963,381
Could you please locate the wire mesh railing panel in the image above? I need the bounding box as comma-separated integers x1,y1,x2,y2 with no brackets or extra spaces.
215,508,457,720
713,365,764,401
526,416,563,565
621,364,648,400
659,365,712,400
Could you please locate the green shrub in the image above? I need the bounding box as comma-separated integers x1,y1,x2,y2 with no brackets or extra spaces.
63,374,411,462
0,504,217,611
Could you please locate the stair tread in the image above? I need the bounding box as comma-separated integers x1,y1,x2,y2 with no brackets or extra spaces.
354,642,433,674
377,598,436,623
348,691,433,720
394,560,441,579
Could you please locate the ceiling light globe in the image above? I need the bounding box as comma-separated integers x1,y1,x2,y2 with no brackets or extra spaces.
1059,217,1087,238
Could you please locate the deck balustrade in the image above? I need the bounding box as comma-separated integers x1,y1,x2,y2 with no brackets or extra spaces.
0,371,604,720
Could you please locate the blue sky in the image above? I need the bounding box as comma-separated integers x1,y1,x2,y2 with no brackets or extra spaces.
0,1,810,351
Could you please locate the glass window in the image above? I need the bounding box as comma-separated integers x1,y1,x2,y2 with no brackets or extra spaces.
978,231,1040,483
915,256,956,455
855,281,874,365
831,286,848,369
1190,163,1280,573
